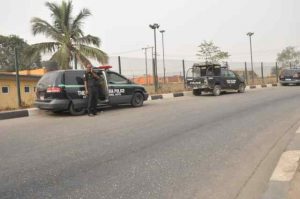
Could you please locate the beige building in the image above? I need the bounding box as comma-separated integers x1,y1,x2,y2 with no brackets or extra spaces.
0,73,42,110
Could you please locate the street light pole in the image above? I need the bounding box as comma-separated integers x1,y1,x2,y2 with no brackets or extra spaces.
160,30,166,84
149,23,160,92
247,32,254,85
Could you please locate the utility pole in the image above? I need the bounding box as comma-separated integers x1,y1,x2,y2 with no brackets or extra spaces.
160,30,166,84
14,48,21,108
247,32,254,85
149,23,160,92
142,46,154,85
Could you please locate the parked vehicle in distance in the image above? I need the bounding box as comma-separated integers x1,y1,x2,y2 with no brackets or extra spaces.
35,66,149,115
186,63,246,96
279,67,300,86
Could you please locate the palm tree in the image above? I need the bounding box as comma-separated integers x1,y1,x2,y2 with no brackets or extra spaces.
28,1,108,69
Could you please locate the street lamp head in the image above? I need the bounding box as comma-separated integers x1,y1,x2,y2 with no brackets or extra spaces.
149,23,160,29
160,30,165,33
247,32,254,37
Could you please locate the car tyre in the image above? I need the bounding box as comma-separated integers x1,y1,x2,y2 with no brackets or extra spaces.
213,85,221,96
281,83,288,86
238,83,246,93
193,89,202,96
69,103,85,116
131,92,144,107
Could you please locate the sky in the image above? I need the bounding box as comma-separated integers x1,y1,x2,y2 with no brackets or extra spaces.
1,0,300,64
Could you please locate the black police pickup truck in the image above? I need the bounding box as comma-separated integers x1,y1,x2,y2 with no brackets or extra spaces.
186,63,246,96
35,66,149,115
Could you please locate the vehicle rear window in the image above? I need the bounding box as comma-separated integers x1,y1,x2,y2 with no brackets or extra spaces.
186,67,201,79
37,71,63,88
65,71,85,85
281,69,300,76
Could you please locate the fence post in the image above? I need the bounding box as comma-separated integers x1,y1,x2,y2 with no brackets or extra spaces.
118,56,122,74
152,58,158,92
244,62,248,85
182,59,186,89
14,48,21,108
275,62,279,83
261,62,264,85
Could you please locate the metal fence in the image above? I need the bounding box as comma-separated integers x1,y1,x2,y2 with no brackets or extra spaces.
109,56,287,88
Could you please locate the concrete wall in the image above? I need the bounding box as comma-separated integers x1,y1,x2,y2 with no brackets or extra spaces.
0,78,39,110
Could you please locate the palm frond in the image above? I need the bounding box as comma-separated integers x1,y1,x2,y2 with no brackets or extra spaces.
31,42,60,54
71,8,91,37
61,1,73,32
45,2,64,33
75,35,100,47
77,44,108,64
31,17,62,41
50,44,71,69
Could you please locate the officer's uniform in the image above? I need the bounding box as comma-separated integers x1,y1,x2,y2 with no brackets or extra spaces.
83,72,99,114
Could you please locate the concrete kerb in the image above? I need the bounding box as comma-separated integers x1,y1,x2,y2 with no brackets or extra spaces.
262,124,300,199
148,92,186,101
0,108,40,120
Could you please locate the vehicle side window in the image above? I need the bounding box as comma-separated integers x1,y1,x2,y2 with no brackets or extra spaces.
227,71,236,78
107,72,128,84
221,69,227,77
65,71,84,85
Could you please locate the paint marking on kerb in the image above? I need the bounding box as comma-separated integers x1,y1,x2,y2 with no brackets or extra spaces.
270,150,300,182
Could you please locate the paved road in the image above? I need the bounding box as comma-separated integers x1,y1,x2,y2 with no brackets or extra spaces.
1,87,300,199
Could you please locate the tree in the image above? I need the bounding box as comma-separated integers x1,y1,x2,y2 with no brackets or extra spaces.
277,46,300,67
196,40,230,63
28,1,108,69
0,35,41,71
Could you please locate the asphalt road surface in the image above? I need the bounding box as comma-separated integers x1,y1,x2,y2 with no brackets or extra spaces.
1,86,300,199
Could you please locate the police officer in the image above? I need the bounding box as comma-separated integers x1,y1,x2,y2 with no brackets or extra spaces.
84,64,100,116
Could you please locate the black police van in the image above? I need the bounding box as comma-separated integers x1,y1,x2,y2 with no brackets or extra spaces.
35,66,149,115
186,63,246,96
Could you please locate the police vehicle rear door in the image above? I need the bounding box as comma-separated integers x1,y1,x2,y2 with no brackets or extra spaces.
64,70,85,99
220,69,231,89
106,71,133,104
64,70,87,108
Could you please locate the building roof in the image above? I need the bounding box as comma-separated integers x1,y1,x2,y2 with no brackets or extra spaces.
0,73,42,81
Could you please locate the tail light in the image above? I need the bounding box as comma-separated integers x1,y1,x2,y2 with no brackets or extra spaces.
293,73,299,78
280,75,284,79
47,86,62,93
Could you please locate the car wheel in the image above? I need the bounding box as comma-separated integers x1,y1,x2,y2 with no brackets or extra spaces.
238,83,246,93
213,85,221,96
131,92,144,107
281,83,287,86
69,103,85,116
193,89,202,96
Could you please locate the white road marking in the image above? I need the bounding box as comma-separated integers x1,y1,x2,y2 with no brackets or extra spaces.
296,126,300,134
270,150,300,182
